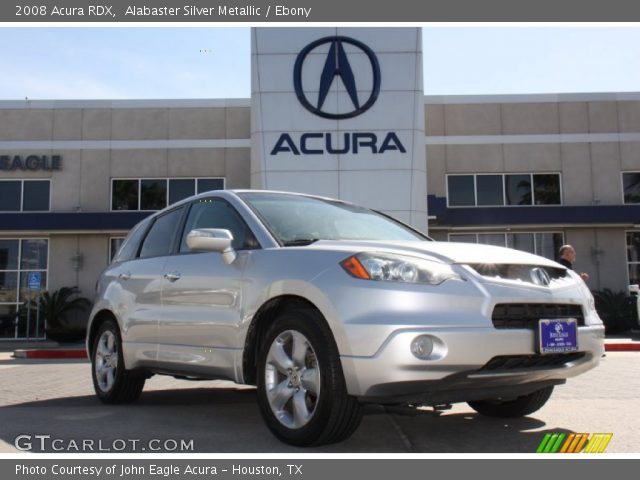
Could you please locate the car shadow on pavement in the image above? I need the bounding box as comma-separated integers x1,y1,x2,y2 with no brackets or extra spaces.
0,386,575,454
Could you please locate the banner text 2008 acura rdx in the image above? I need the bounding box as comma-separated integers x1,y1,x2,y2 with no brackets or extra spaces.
87,190,604,446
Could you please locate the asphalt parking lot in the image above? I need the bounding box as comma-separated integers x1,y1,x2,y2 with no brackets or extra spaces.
0,351,637,453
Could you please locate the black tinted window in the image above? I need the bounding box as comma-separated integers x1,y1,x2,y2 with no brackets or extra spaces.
139,207,185,259
141,179,167,211
533,174,561,205
112,180,139,210
113,220,151,262
0,182,21,211
505,174,532,205
169,179,195,204
623,172,640,204
476,175,503,206
197,178,224,194
180,199,258,252
23,181,50,211
447,175,475,206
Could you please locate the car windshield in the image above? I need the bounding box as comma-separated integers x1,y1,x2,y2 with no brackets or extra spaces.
239,192,429,245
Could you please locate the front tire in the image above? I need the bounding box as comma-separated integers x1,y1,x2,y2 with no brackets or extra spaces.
468,386,554,418
256,307,362,446
91,319,145,404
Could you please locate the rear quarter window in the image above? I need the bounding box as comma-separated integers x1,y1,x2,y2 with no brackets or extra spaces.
112,219,151,263
139,207,186,259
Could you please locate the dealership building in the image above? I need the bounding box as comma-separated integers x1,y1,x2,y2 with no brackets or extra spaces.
1,27,639,339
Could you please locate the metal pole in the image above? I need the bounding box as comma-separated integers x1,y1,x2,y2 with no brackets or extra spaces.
36,294,41,339
26,292,31,343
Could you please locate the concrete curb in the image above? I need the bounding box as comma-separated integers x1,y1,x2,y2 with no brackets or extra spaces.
605,343,640,352
13,349,87,359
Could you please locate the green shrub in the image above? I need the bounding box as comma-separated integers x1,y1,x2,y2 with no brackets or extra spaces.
591,288,638,334
21,286,92,343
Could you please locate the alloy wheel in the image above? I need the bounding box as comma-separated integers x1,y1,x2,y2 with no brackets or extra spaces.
264,329,321,429
94,330,118,392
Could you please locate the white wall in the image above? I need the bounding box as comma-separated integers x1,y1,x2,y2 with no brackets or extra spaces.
251,27,427,231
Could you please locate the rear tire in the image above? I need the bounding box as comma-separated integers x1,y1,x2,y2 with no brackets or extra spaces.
256,307,363,446
468,386,554,418
91,319,145,404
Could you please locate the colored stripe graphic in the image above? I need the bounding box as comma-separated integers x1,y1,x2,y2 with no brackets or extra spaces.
559,433,575,453
536,433,552,453
569,434,589,453
537,433,613,453
536,433,565,453
584,434,613,453
550,434,566,453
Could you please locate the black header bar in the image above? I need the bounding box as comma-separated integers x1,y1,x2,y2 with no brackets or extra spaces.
3,0,640,22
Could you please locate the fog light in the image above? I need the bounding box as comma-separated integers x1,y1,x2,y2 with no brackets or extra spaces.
410,335,434,359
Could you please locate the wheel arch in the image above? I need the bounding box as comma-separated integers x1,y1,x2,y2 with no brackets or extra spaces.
242,295,331,386
86,309,120,357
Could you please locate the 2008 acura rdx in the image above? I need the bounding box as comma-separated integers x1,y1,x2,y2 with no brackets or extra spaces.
87,190,604,446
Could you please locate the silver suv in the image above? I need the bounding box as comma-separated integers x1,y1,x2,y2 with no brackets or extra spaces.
88,190,604,446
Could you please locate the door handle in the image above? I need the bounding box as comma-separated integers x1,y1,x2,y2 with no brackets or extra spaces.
164,272,181,282
118,272,131,280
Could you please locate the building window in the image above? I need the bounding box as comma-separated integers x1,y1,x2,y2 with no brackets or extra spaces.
111,178,225,211
623,172,640,204
506,232,535,254
533,174,561,205
0,180,50,212
109,237,126,262
0,238,48,339
447,232,564,261
476,175,503,206
505,174,531,205
627,232,640,285
447,175,475,207
446,174,561,207
140,179,168,211
168,179,195,205
197,178,225,194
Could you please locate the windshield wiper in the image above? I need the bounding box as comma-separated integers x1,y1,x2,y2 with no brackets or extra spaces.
282,238,321,246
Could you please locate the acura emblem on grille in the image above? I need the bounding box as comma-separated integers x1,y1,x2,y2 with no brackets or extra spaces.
530,267,551,286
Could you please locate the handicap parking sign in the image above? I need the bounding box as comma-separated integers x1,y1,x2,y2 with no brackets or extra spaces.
27,272,41,291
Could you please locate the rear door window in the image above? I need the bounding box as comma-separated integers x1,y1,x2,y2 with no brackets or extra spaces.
139,207,186,259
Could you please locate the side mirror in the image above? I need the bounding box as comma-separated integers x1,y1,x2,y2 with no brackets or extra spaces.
186,228,237,264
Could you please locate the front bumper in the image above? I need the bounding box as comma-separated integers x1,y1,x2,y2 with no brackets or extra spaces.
313,260,605,404
340,325,604,403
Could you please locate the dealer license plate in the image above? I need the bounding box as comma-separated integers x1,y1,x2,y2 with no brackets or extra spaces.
538,318,578,354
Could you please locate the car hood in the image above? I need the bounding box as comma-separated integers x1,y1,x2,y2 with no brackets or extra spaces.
306,240,564,268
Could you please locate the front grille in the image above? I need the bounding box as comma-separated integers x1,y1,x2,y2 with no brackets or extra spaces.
492,303,585,329
479,352,585,372
467,264,567,285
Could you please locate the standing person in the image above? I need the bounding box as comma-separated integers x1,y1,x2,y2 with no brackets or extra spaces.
558,244,590,281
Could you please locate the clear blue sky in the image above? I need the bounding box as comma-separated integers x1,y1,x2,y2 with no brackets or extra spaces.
1,27,640,99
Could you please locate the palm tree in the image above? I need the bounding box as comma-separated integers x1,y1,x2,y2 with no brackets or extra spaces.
22,286,91,342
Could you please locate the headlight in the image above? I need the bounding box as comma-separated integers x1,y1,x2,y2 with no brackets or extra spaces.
340,252,462,285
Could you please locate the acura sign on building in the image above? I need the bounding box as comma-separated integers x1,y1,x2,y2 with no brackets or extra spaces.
251,28,427,230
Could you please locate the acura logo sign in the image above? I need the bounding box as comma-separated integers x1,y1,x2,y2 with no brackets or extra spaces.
293,36,381,119
271,35,405,156
530,267,551,287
